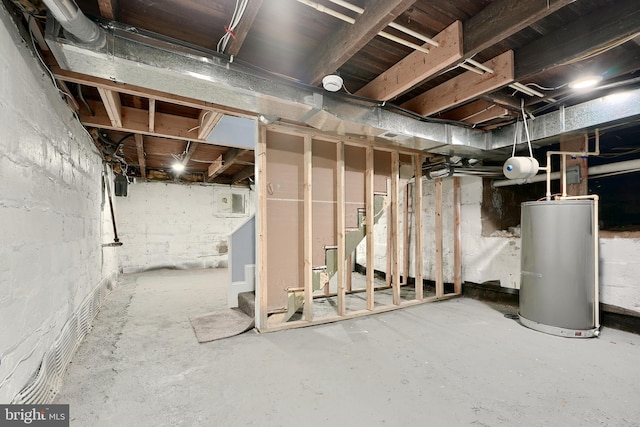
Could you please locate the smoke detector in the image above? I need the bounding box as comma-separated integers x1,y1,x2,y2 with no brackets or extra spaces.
322,74,343,92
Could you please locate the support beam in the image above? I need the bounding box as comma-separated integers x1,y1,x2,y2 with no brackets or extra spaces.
515,0,640,80
391,151,400,305
401,50,514,117
413,155,423,300
435,179,444,298
81,100,199,142
305,0,416,86
226,0,263,56
365,146,375,310
453,177,462,294
181,141,199,167
256,126,268,331
97,88,122,128
197,110,224,140
464,0,574,56
207,148,248,181
336,141,346,316
303,135,313,321
97,0,118,20
441,100,509,125
356,21,463,101
134,134,146,179
148,99,155,132
231,165,255,184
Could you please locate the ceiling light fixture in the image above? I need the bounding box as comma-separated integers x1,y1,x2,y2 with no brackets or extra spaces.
322,74,343,92
569,75,603,90
172,162,185,173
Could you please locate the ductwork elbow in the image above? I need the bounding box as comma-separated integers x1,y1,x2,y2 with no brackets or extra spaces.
42,0,104,46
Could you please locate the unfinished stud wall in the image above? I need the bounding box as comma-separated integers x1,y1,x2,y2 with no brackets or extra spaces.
116,181,255,273
0,6,118,402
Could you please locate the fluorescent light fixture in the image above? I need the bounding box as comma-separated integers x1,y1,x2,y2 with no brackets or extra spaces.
569,75,602,89
172,163,185,172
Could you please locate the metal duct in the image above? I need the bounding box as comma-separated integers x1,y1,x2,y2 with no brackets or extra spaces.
43,15,640,157
42,0,104,45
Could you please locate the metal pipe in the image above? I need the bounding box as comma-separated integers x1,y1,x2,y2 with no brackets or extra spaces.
42,0,103,45
493,158,640,188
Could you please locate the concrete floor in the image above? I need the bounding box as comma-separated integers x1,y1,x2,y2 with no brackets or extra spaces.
56,269,640,426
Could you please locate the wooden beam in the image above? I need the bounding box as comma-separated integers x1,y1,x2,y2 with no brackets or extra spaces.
414,155,423,300
435,179,444,297
391,151,400,305
226,0,263,56
134,134,146,179
231,165,255,184
256,126,268,331
305,0,416,86
464,0,574,56
336,141,346,316
81,100,199,142
441,100,509,125
356,21,463,101
401,50,514,117
207,148,248,181
181,141,199,167
515,0,640,80
365,146,375,310
453,177,462,294
98,0,118,20
197,110,224,140
303,135,313,321
148,99,155,132
97,88,122,128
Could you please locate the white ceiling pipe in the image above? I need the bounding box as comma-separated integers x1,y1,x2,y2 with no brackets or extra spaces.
295,0,430,53
492,158,640,187
42,0,103,45
326,0,439,47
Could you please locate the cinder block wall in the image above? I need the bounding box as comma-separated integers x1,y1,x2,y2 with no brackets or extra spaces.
0,6,119,402
115,181,255,273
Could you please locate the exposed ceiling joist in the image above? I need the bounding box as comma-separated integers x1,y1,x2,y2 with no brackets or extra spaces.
134,134,146,178
402,50,514,116
182,141,199,166
197,110,224,140
148,99,155,132
97,88,122,128
441,100,509,125
463,0,574,56
514,0,640,81
97,0,118,20
305,0,417,86
231,165,255,184
225,0,263,56
355,20,462,101
81,100,200,142
207,148,249,182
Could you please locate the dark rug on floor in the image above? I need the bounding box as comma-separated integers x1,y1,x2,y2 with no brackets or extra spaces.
189,308,254,343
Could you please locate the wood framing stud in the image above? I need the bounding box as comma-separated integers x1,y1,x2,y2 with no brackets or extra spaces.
134,134,146,179
391,151,400,305
453,177,462,294
256,126,268,331
336,141,346,316
365,146,375,310
303,135,313,321
402,183,410,285
356,21,463,101
435,179,444,297
414,155,423,300
148,99,156,132
401,50,515,117
197,110,224,140
97,88,123,128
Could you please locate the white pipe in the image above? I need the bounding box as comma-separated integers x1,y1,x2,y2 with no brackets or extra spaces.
512,82,545,98
465,58,494,74
509,83,536,97
459,62,485,75
326,0,439,47
493,158,640,187
295,0,430,53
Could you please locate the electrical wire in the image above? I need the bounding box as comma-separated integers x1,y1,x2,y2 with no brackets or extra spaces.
520,98,534,157
217,0,249,54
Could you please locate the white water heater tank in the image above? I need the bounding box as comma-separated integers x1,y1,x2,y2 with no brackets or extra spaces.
503,156,539,180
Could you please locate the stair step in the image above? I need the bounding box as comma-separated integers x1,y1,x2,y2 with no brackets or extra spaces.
237,291,255,319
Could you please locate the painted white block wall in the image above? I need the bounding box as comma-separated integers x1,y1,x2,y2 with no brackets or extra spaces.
116,181,255,273
0,6,118,402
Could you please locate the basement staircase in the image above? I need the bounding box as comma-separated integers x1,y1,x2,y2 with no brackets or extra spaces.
267,193,388,325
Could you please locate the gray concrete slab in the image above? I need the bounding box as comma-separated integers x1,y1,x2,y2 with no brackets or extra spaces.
56,269,640,426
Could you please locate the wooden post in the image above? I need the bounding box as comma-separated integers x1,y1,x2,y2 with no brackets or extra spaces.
403,183,410,285
453,177,462,295
337,141,346,316
414,155,423,300
391,151,400,305
435,178,444,297
256,126,268,330
346,255,353,292
365,147,375,310
303,135,313,321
